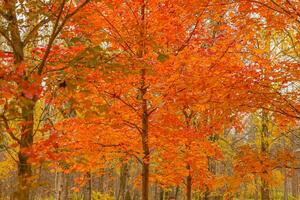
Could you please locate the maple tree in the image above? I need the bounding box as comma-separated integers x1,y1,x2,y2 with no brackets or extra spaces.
0,0,90,199
0,0,299,200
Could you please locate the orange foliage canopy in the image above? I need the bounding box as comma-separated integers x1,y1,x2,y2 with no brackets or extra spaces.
2,0,298,197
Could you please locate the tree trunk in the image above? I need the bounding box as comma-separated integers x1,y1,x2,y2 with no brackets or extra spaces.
203,188,209,200
260,110,270,200
5,1,33,199
291,169,299,198
17,150,32,200
55,172,63,200
141,153,149,200
18,101,35,200
291,134,299,199
64,174,70,200
159,189,164,200
175,186,179,200
254,178,259,200
186,165,192,200
98,174,104,193
117,163,128,200
154,184,158,200
283,167,288,200
261,180,270,200
139,1,149,199
282,138,288,200
84,172,92,200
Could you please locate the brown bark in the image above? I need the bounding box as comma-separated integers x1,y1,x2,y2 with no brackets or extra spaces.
141,78,150,200
98,174,104,193
291,134,299,199
17,135,33,200
283,167,288,200
291,170,299,199
174,186,179,200
283,139,288,200
138,2,149,200
55,172,63,200
159,188,164,200
260,111,270,200
186,165,192,200
64,174,70,200
203,188,209,200
117,163,128,200
4,1,33,199
154,184,159,200
16,97,35,200
260,180,270,200
6,0,23,64
84,172,92,200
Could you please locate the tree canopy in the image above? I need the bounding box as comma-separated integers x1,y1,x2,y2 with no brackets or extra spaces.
0,0,299,200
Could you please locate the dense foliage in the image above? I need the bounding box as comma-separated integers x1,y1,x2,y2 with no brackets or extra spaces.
0,0,299,200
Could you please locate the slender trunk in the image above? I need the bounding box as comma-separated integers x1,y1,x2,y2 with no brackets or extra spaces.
291,168,299,198
283,167,288,200
107,169,114,196
261,180,270,200
291,134,299,199
141,83,149,200
98,174,104,193
283,138,288,200
260,110,270,200
141,159,149,200
165,190,170,200
139,2,149,199
84,172,92,200
186,165,192,200
154,184,158,200
55,172,63,200
125,191,131,200
182,110,194,200
159,189,164,200
133,190,140,200
175,186,179,200
203,188,209,200
254,178,259,200
117,163,128,200
64,174,70,200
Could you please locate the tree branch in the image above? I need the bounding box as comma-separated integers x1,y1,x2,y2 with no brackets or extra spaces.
23,17,51,46
37,0,90,75
0,115,21,144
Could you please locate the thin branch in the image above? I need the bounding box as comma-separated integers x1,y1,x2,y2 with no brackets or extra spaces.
148,107,157,116
0,115,21,144
93,4,136,56
23,17,51,46
38,0,90,75
105,91,138,112
123,120,142,134
175,4,208,55
209,37,238,70
2,145,18,163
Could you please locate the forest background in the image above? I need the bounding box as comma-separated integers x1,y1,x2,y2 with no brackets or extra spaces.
0,0,300,200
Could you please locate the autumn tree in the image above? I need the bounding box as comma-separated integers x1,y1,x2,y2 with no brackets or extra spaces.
0,0,90,199
0,0,299,199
